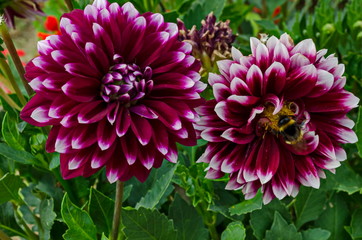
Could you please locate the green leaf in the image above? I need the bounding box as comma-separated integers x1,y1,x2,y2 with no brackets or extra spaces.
301,228,331,240
182,0,226,29
315,194,350,240
136,162,177,209
294,187,326,229
39,198,57,240
101,233,109,240
123,207,178,240
0,202,26,238
89,188,114,235
265,212,302,240
356,106,362,158
221,222,246,240
1,112,24,151
0,143,37,165
169,194,208,240
329,164,362,195
61,194,97,240
250,199,291,240
0,174,25,204
229,191,262,216
350,209,362,239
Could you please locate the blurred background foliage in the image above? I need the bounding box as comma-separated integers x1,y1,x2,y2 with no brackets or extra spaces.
0,0,361,239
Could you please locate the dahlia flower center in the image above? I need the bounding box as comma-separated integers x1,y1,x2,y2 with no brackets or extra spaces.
100,55,153,104
258,102,304,144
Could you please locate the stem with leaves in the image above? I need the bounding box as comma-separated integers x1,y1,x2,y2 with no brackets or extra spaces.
111,181,124,240
0,22,33,96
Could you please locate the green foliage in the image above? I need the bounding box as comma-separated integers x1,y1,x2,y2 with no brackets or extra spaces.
294,187,327,229
301,228,331,240
61,194,97,240
349,209,362,239
0,174,25,205
229,191,263,216
122,207,178,239
221,222,246,240
169,194,208,240
356,106,362,158
265,212,302,240
89,188,114,235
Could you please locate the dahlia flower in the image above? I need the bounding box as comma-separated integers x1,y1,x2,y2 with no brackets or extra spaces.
20,0,205,183
197,33,359,204
178,12,235,73
1,0,45,28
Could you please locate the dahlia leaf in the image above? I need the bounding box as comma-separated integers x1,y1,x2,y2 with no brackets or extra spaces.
0,202,27,238
61,194,97,240
101,233,109,240
314,194,350,240
0,173,25,205
349,209,362,239
301,228,330,240
250,199,291,240
1,112,24,151
0,143,37,166
136,162,177,209
355,106,362,158
122,207,178,240
265,212,302,240
89,188,114,235
168,194,208,240
324,164,362,195
221,222,246,240
39,198,56,240
229,190,262,216
294,187,326,229
182,0,226,29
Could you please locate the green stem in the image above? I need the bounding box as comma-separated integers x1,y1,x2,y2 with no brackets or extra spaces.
0,86,22,111
0,23,33,96
0,224,27,239
111,181,124,240
65,0,74,11
13,204,39,240
0,58,27,105
208,223,220,240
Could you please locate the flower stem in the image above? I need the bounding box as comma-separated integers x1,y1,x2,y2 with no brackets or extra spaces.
0,23,33,96
65,0,74,11
0,58,27,106
0,86,22,111
111,181,124,240
208,224,220,240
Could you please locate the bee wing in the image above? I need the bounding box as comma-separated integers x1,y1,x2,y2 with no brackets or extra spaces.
281,131,319,155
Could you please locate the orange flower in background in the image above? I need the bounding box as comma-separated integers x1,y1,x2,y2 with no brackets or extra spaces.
37,16,61,40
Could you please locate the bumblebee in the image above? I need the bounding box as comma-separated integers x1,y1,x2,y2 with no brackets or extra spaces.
277,115,304,144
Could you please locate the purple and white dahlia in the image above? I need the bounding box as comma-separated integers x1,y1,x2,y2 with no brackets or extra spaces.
197,33,359,204
1,0,45,28
20,0,205,183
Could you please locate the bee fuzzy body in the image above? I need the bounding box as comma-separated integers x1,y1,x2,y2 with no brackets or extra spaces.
277,115,304,145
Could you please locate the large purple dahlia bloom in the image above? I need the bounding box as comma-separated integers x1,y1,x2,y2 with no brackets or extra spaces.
1,0,46,28
20,0,205,183
197,33,359,204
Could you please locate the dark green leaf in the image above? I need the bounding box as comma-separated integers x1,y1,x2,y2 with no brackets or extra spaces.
0,143,37,165
136,162,177,209
39,198,56,240
315,194,350,240
89,188,114,235
169,194,208,240
123,207,178,240
250,199,291,240
0,174,25,204
294,187,326,229
0,202,26,237
229,191,262,216
61,194,97,240
356,106,362,158
221,222,246,240
350,209,362,239
301,228,331,240
265,212,302,240
101,233,109,240
1,112,24,151
182,0,226,29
